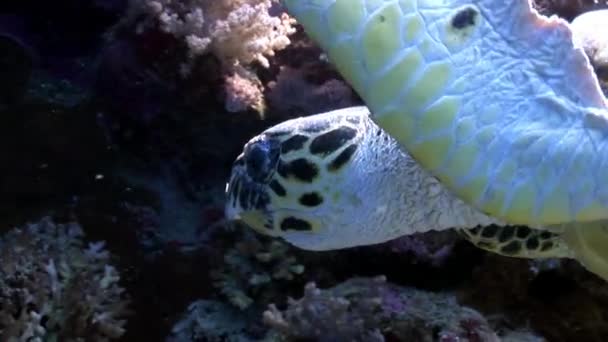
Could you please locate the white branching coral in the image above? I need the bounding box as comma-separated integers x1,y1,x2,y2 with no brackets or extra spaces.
0,217,130,341
132,0,296,68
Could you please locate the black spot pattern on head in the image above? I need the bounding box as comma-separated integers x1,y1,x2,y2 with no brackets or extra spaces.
500,241,521,255
291,159,319,182
278,158,319,182
516,226,531,239
299,192,323,207
498,226,515,243
310,126,357,156
277,160,289,178
480,225,499,238
280,217,313,231
526,237,540,250
451,7,478,29
269,180,286,197
328,144,358,171
281,134,309,154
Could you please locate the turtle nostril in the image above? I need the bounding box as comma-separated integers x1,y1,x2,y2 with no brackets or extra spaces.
244,136,280,182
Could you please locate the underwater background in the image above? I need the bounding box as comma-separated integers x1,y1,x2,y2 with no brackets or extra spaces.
1,0,608,341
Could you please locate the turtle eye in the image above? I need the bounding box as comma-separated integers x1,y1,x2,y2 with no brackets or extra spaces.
243,136,280,183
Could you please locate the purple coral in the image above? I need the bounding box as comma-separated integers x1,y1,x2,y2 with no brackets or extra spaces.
223,65,266,113
263,276,531,341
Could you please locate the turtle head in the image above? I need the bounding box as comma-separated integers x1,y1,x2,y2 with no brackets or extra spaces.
225,107,409,250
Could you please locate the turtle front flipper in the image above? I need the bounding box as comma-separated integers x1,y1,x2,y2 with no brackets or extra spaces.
461,222,608,282
282,0,608,226
561,221,608,281
459,226,572,259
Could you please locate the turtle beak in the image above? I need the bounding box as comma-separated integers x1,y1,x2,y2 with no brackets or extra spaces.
225,133,281,213
224,164,278,236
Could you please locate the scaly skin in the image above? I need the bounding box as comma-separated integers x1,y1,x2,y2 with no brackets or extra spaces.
224,106,608,281
225,107,503,251
282,0,608,226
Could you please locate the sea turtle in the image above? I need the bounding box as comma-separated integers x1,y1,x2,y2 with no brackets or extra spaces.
278,0,608,227
225,106,608,281
225,0,608,280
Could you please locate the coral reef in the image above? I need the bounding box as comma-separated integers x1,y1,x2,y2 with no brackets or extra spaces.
167,300,255,342
263,276,542,341
381,231,460,267
211,228,306,310
4,0,608,340
127,0,295,69
0,217,130,341
224,64,266,114
459,254,608,342
120,0,297,113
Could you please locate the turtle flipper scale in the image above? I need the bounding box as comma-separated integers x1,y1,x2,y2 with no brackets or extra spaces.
283,0,608,226
459,225,572,259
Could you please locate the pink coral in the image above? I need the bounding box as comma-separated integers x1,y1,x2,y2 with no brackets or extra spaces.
223,65,265,113
125,0,296,113
263,276,505,341
129,0,296,69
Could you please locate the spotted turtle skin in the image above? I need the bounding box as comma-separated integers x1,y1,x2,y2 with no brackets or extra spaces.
282,0,608,226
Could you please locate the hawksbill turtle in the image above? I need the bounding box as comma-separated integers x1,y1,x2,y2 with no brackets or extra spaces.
225,106,608,281
279,0,608,227
224,0,608,281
